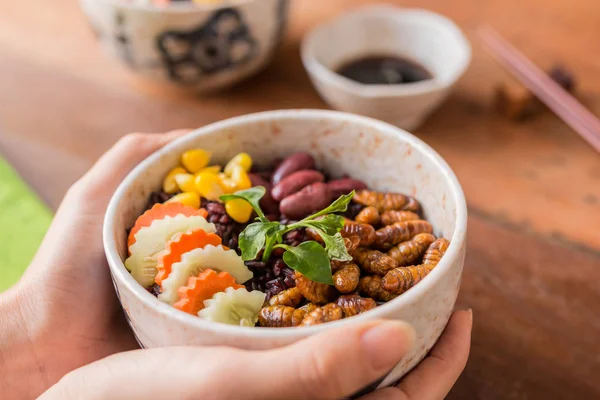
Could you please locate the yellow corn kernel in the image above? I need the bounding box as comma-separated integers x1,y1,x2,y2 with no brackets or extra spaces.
162,167,187,194
231,165,252,190
174,173,197,193
199,165,221,175
166,192,200,208
220,177,238,194
224,152,253,176
195,172,225,201
181,149,211,173
225,199,253,223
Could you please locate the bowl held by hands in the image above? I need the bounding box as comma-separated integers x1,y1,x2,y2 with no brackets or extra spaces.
103,110,467,391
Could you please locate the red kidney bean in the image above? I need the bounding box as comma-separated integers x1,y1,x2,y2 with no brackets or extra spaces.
249,173,280,215
271,152,315,185
279,182,332,219
271,170,325,201
327,178,368,198
271,157,284,170
249,172,270,188
271,247,286,257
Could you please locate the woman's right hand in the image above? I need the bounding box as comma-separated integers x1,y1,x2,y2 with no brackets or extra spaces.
40,310,471,400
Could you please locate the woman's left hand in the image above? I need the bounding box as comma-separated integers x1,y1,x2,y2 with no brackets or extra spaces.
0,131,189,398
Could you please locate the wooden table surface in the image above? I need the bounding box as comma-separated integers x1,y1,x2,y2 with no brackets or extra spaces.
1,0,599,398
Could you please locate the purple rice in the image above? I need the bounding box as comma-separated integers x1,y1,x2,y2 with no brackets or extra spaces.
344,201,365,220
242,229,306,299
148,284,161,297
201,200,244,250
146,191,175,210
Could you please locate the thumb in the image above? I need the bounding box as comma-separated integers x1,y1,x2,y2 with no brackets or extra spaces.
243,320,415,400
39,320,414,400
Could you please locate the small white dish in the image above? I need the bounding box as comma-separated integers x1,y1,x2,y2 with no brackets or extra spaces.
301,5,471,130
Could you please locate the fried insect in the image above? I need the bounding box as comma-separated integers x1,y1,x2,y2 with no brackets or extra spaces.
300,303,343,326
305,227,323,242
353,190,421,213
380,210,421,226
330,260,343,273
352,247,398,275
336,294,377,317
258,305,306,327
423,238,451,266
333,263,360,293
381,265,433,294
404,197,421,213
295,271,337,304
344,236,361,253
299,303,318,314
355,206,381,226
332,237,361,271
306,230,362,253
387,233,436,266
267,287,303,307
374,220,433,250
358,275,398,302
341,218,376,246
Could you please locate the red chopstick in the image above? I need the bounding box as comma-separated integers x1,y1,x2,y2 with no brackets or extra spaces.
478,26,600,153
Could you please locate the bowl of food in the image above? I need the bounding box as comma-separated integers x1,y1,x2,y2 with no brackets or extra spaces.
80,0,290,92
103,109,467,390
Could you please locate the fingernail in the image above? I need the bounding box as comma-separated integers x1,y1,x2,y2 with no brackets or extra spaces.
466,308,473,323
361,321,416,371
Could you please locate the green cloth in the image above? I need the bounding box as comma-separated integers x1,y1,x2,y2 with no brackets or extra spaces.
0,156,52,292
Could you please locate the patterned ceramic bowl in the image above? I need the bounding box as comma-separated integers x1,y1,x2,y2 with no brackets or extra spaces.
103,109,467,392
80,0,290,92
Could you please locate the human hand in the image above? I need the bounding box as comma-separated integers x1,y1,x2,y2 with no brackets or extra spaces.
0,131,190,398
40,310,472,400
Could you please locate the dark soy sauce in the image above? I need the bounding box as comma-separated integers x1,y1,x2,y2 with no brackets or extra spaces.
336,55,433,85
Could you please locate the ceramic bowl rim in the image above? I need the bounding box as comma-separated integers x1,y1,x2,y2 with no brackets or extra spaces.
301,5,472,98
103,109,468,339
97,0,262,13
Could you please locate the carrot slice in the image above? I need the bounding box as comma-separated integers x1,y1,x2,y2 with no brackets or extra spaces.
155,229,222,286
128,203,208,250
174,269,244,315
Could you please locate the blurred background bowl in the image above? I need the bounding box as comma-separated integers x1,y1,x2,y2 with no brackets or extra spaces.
80,0,290,92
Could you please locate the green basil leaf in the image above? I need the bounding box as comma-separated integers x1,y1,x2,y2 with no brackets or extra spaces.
238,221,283,261
296,214,345,236
262,235,278,263
220,186,267,222
321,232,352,262
279,242,333,285
306,191,355,220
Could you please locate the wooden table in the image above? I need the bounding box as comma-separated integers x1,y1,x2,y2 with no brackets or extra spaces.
1,0,599,398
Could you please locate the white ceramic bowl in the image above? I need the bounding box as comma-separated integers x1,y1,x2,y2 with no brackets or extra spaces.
103,109,467,391
301,6,471,130
80,0,290,92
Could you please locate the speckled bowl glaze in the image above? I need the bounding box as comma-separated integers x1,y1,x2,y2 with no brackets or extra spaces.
79,0,289,92
103,109,467,391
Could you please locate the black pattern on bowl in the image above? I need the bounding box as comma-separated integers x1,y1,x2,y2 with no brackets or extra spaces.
156,8,258,83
